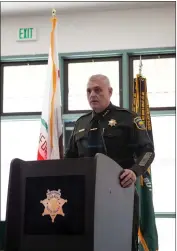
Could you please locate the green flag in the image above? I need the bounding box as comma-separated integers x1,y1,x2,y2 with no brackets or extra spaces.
132,74,159,251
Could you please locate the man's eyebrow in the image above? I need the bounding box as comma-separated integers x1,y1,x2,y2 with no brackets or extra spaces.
87,86,102,91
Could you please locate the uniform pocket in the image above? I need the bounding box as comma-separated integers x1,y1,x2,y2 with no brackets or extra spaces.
74,130,88,154
103,126,132,149
103,127,123,137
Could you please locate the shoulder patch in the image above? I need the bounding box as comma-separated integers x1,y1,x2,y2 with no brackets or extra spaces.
134,116,146,130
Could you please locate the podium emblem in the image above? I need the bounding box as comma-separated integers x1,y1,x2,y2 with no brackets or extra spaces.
108,119,117,127
40,189,67,223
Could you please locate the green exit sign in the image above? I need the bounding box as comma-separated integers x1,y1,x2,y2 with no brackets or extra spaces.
17,27,37,41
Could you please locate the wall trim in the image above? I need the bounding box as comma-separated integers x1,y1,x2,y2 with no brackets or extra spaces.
0,46,175,62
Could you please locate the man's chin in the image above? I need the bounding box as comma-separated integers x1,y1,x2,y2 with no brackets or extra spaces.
90,102,99,109
90,103,102,113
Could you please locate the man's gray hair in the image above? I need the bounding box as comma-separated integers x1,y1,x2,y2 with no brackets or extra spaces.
88,74,111,87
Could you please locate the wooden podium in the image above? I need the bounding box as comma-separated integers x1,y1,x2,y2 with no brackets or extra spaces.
5,153,134,251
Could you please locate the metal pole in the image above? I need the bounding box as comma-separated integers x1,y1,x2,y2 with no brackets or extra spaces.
139,55,143,76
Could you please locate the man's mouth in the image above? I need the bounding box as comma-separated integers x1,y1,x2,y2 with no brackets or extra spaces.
90,100,98,103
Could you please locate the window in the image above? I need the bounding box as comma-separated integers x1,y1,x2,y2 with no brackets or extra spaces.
64,57,122,113
2,61,47,114
156,218,175,251
129,54,175,109
1,119,40,220
151,115,175,213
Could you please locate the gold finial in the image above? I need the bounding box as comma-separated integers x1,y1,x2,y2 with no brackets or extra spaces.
52,9,56,17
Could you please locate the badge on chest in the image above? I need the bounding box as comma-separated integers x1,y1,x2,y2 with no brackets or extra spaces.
108,119,117,127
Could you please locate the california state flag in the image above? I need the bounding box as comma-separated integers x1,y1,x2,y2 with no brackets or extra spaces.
37,11,63,160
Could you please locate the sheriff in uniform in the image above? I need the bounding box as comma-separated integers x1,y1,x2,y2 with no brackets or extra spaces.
64,74,155,251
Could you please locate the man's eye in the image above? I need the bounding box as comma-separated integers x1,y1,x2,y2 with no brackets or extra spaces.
87,89,91,94
95,88,101,93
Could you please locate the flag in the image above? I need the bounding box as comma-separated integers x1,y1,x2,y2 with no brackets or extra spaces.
132,74,159,251
37,11,63,160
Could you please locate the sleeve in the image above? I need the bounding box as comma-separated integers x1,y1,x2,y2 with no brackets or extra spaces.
64,124,79,158
130,115,155,177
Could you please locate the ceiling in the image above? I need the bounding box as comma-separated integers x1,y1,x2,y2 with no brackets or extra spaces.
1,1,175,17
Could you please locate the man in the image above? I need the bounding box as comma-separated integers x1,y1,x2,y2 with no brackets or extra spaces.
64,74,155,251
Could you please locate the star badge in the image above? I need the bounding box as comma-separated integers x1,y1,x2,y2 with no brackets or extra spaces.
40,189,67,223
108,119,117,127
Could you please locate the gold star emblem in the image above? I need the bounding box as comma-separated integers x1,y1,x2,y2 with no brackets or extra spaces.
108,119,117,127
40,189,67,223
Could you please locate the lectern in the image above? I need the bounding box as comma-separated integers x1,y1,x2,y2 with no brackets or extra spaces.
5,153,134,251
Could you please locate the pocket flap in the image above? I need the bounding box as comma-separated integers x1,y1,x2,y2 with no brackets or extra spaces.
74,130,86,141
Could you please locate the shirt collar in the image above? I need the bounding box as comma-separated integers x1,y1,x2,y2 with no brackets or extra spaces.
92,102,115,120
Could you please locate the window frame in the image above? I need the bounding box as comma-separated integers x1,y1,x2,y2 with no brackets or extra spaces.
128,53,176,111
63,56,123,114
0,47,175,241
0,60,48,116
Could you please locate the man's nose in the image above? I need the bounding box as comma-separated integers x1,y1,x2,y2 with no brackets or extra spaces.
90,90,96,97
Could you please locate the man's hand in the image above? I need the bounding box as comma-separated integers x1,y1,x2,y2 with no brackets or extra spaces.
119,169,136,188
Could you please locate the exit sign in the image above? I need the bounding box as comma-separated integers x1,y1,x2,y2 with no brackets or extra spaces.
17,27,37,41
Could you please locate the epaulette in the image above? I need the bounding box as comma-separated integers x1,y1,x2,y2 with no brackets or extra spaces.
115,107,138,117
115,106,133,113
75,111,92,123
